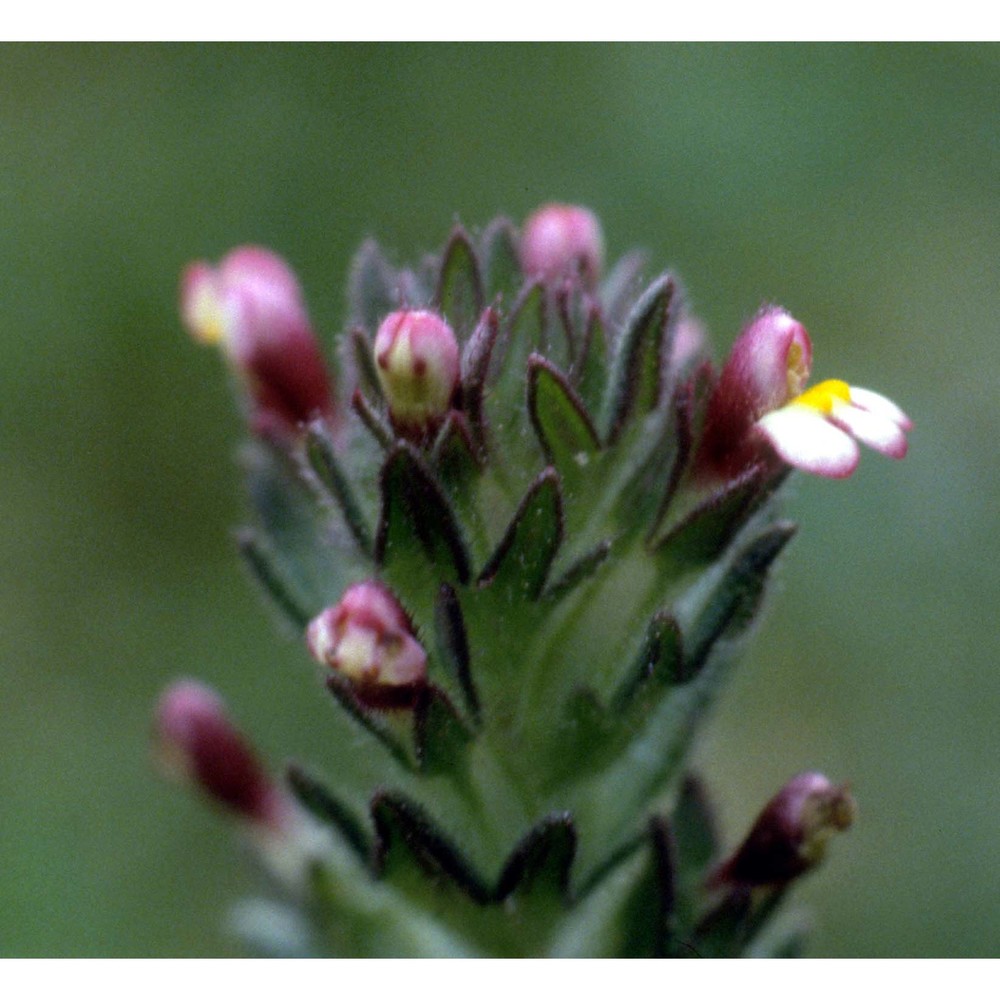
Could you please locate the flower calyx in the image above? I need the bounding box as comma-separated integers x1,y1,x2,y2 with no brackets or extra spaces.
306,580,428,708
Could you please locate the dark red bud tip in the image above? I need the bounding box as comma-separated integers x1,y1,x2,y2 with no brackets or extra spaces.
154,679,284,826
709,771,856,889
180,246,336,438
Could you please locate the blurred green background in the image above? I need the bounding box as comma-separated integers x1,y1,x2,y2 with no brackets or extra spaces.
1,43,996,957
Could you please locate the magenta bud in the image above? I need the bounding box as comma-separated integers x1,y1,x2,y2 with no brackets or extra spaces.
710,772,856,889
373,310,459,436
306,581,428,706
696,306,812,479
520,203,604,287
180,246,335,438
154,680,287,828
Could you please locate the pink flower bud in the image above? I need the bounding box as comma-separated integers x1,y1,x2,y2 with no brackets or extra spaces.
180,246,335,438
306,581,427,706
520,203,604,287
154,679,288,828
710,772,856,889
697,306,812,479
373,310,459,436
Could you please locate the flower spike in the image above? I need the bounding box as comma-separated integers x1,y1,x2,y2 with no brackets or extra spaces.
181,246,335,439
167,211,910,957
698,306,910,480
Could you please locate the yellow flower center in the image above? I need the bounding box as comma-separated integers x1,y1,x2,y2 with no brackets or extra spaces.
790,378,851,414
188,285,228,346
785,340,810,398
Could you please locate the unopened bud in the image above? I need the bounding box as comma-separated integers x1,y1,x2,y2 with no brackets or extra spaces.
180,246,335,438
520,203,604,287
307,581,427,706
710,772,856,889
373,310,459,436
154,679,288,829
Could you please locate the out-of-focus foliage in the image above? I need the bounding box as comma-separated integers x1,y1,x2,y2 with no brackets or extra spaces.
0,43,996,957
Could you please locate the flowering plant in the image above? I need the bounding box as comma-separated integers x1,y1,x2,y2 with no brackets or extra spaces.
157,204,908,957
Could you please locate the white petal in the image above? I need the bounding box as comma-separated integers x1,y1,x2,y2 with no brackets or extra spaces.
831,400,909,459
756,405,859,478
849,386,912,431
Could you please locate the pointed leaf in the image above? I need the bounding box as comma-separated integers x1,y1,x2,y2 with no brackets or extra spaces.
546,613,682,785
325,675,415,772
348,238,397,332
543,538,612,603
527,355,601,474
611,611,684,710
460,306,500,450
653,464,788,564
285,763,370,861
413,684,473,775
305,851,476,957
553,687,611,777
492,279,545,392
351,388,394,449
479,215,521,300
242,441,333,607
613,817,678,957
434,584,480,723
554,281,580,368
572,300,609,414
235,528,312,630
684,520,797,675
348,326,383,401
694,885,789,958
434,226,484,337
644,381,695,543
429,412,488,560
371,792,491,903
693,887,753,957
672,774,721,878
431,410,480,477
303,420,374,557
477,468,563,601
602,273,676,443
495,812,576,903
546,837,651,957
376,443,471,585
